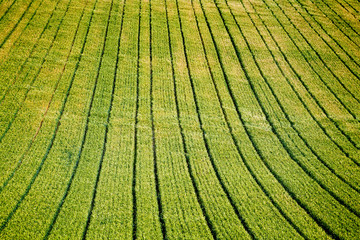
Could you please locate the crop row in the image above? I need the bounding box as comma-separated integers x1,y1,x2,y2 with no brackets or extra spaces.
0,0,359,238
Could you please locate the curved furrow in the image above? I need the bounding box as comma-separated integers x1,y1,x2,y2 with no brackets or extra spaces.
0,0,42,68
214,0,360,218
42,0,118,238
250,0,360,149
0,0,71,144
239,0,360,164
278,0,360,103
191,0,318,238
0,0,98,232
174,0,260,237
0,0,85,194
268,0,360,117
267,0,360,120
199,0,360,238
150,0,214,236
80,2,117,238
190,0,316,238
289,0,360,87
0,0,62,105
248,0,360,161
164,0,217,238
311,0,360,47
0,0,359,238
258,79,360,192
219,0,360,192
149,0,166,237
150,0,211,237
132,1,141,238
196,0,329,237
45,0,140,237
189,0,318,238
0,0,72,184
0,0,72,144
178,44,256,237
236,0,360,165
0,0,38,48
179,16,259,240
314,0,360,46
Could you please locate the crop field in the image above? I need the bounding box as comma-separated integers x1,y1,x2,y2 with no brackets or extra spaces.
0,0,360,238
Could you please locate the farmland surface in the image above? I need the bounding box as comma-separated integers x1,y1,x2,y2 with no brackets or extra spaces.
0,0,360,239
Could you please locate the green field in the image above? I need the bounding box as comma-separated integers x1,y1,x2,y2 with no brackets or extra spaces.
0,0,359,238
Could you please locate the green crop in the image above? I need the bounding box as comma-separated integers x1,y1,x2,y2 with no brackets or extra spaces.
0,0,359,239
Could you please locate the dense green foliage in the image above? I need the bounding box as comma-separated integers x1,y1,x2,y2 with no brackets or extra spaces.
0,0,359,238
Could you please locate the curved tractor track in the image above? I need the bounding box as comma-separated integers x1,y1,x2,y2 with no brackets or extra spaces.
0,0,359,239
